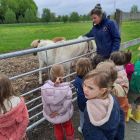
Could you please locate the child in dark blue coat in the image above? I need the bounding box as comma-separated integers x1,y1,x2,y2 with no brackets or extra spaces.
82,70,125,140
73,57,92,133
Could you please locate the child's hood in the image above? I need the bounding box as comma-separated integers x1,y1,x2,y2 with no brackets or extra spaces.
116,65,125,71
87,94,114,126
0,98,28,128
41,80,71,104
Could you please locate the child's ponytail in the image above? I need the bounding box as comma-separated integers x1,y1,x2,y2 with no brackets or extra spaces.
50,64,65,83
124,50,132,64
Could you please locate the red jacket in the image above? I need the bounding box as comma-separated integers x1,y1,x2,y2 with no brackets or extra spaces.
125,63,134,81
0,98,29,140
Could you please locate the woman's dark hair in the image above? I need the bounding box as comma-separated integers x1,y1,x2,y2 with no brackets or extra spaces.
92,54,105,69
110,51,126,65
90,3,103,16
125,50,132,64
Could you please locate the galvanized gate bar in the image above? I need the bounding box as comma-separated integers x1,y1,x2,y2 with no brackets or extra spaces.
121,38,140,49
28,103,43,113
0,37,96,132
0,37,95,59
9,51,95,80
27,97,77,131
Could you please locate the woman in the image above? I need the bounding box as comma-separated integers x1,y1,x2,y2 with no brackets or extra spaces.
85,4,121,59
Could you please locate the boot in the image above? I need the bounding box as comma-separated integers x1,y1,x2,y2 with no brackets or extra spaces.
126,105,133,122
132,105,140,123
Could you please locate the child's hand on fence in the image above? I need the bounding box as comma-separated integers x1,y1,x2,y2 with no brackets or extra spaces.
50,112,59,118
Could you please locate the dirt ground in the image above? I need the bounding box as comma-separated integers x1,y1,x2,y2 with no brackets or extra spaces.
1,55,140,140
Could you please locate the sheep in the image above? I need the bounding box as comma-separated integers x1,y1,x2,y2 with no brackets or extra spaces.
31,36,96,84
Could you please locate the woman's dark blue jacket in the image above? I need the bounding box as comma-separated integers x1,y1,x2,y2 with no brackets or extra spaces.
85,16,121,58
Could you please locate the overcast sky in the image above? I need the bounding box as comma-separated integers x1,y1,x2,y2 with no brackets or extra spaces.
33,0,140,16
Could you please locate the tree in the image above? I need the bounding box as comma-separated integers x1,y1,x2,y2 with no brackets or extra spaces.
50,12,56,22
69,12,79,22
55,15,62,22
0,0,7,23
15,0,37,22
74,14,90,22
18,15,24,23
131,5,139,13
5,8,16,23
24,8,36,22
0,0,38,23
62,15,69,23
41,8,51,22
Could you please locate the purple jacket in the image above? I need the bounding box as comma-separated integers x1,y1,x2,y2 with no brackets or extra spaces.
41,80,73,124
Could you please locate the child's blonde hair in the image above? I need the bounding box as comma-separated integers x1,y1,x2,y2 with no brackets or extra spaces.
96,61,117,83
76,57,92,77
50,64,65,82
0,74,18,113
85,70,112,89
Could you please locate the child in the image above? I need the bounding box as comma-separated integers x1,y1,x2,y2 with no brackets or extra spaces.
130,56,140,123
41,64,74,140
0,74,29,140
124,50,134,81
110,51,129,96
73,58,92,133
82,70,125,140
96,61,132,121
92,54,105,69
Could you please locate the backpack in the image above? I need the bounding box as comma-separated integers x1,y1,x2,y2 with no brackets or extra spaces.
130,60,140,94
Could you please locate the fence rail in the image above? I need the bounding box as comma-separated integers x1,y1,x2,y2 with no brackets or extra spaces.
121,38,140,49
0,37,94,59
0,37,95,131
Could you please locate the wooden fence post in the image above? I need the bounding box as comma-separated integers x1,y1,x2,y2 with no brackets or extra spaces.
114,9,122,32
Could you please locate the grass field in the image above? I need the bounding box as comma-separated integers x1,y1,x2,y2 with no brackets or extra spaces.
0,21,140,62
0,22,92,53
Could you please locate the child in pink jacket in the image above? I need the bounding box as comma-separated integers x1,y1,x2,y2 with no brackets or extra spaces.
110,51,131,121
0,74,29,140
110,51,129,94
124,50,134,81
41,64,74,140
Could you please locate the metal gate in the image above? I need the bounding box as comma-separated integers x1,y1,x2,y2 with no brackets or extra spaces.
0,37,95,131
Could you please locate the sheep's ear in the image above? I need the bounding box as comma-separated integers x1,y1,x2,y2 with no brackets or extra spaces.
38,40,40,43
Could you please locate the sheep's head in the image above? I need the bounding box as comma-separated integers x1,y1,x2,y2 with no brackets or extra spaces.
31,40,40,55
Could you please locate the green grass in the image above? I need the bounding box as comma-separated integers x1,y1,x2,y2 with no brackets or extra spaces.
0,22,92,53
121,21,140,42
125,44,140,63
121,21,140,63
0,21,140,63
